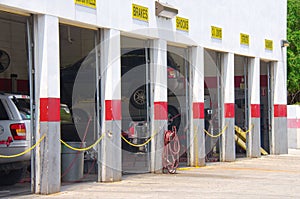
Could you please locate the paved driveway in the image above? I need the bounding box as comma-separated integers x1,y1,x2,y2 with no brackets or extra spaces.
13,150,300,199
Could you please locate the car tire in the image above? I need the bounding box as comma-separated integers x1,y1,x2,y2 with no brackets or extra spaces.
130,85,147,109
0,167,27,186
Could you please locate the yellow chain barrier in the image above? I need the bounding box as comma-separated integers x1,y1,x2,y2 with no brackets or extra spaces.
121,130,160,148
60,133,105,152
203,125,228,138
0,134,46,158
234,124,254,134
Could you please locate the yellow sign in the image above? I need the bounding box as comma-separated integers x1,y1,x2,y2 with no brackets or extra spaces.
265,39,273,51
132,4,148,22
211,26,222,40
176,16,189,32
75,0,96,9
240,33,250,46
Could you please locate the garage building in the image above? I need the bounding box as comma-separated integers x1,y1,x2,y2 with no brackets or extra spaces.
0,0,288,195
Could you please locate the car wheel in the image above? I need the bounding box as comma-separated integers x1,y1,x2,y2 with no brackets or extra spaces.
0,167,26,186
130,85,147,109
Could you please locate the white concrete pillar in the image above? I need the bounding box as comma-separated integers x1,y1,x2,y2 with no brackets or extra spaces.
33,14,60,194
150,39,167,173
99,29,122,181
287,105,300,149
247,57,261,157
190,46,205,167
221,52,235,162
272,61,288,154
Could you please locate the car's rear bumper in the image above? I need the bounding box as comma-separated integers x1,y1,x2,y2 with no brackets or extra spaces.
0,159,30,171
0,145,31,165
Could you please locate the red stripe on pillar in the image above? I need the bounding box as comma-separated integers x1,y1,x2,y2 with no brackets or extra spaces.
105,100,121,120
40,98,60,122
193,102,204,119
274,104,287,117
224,103,235,118
251,104,260,118
154,102,168,120
287,119,300,128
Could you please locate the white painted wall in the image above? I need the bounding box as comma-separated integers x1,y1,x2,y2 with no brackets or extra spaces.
0,0,287,106
0,16,27,80
0,0,287,62
288,105,300,149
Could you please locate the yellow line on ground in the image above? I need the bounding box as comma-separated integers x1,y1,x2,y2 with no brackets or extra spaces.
177,166,202,171
178,165,300,174
202,166,300,174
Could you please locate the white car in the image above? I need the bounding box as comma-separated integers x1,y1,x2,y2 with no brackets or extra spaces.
0,93,31,186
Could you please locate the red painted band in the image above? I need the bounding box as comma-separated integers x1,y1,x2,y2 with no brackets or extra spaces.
224,103,235,118
40,98,60,122
251,104,260,118
260,75,268,87
0,78,29,93
193,102,204,119
105,100,121,121
287,119,300,128
154,102,168,120
274,104,287,117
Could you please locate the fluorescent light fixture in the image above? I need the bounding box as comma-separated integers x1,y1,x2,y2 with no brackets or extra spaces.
281,39,289,48
155,1,178,19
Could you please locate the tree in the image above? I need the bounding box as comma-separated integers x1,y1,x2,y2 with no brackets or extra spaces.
287,0,300,104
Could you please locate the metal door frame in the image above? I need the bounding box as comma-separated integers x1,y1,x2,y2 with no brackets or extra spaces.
243,57,249,130
216,52,223,156
184,48,191,165
26,15,35,192
145,40,151,171
267,62,273,153
95,29,102,181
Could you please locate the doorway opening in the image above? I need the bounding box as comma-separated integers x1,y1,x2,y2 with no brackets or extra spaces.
260,61,272,153
204,49,223,162
60,24,99,183
167,45,190,166
0,10,33,195
120,37,151,174
234,55,250,158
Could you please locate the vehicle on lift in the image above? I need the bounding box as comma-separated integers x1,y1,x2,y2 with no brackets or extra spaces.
0,93,31,186
60,49,212,146
122,49,212,132
60,49,185,136
121,48,184,130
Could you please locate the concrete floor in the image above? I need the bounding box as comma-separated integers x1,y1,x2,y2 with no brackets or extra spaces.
12,149,300,199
